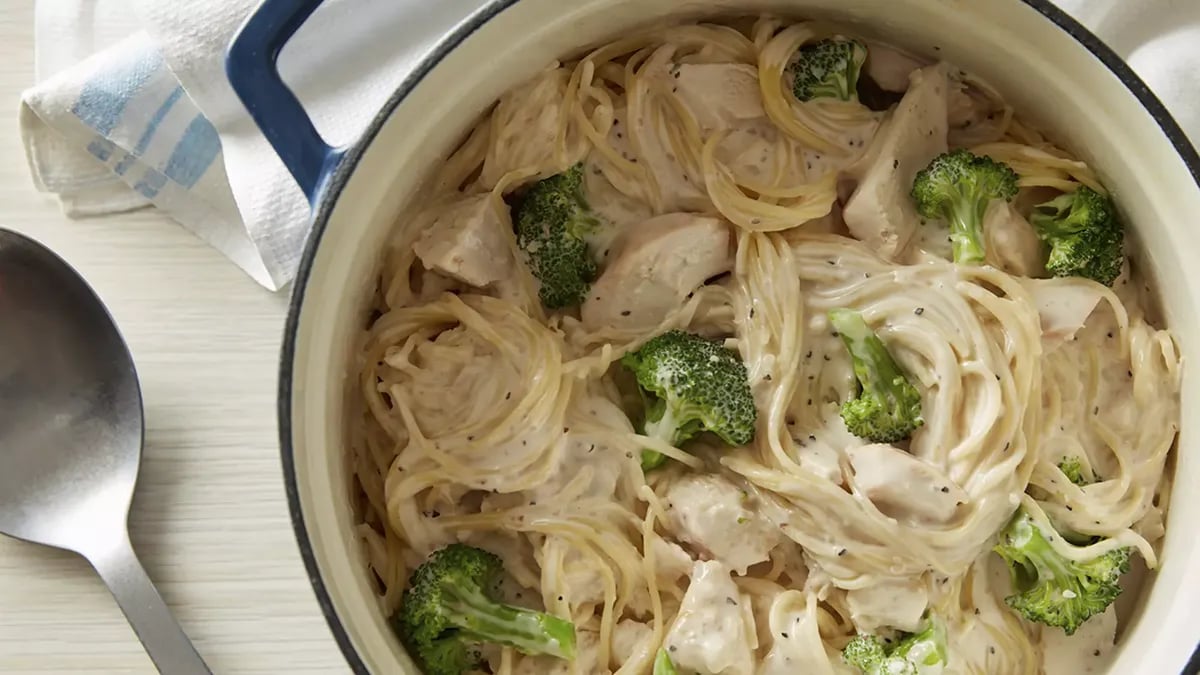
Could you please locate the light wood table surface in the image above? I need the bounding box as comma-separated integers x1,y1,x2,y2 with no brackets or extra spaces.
0,2,348,672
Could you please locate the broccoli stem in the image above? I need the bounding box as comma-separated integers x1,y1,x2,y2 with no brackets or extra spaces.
654,648,679,675
1003,515,1075,593
640,403,681,470
830,309,909,402
947,198,989,265
440,579,576,659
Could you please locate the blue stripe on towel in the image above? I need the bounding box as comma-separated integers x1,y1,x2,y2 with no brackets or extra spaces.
71,50,162,136
134,169,167,199
163,114,220,189
113,86,183,176
136,85,184,154
86,138,117,162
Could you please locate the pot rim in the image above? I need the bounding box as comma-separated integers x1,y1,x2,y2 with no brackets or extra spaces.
276,1,1200,673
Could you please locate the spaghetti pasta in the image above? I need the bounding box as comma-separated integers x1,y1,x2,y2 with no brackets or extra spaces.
349,16,1180,675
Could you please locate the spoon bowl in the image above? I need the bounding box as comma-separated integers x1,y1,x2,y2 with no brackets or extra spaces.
0,228,210,675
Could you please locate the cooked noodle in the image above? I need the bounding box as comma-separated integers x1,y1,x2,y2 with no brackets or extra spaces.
349,16,1180,675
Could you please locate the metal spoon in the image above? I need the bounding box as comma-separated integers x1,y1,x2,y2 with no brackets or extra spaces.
0,229,211,675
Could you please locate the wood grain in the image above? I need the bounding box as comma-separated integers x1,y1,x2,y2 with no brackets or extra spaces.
0,2,349,672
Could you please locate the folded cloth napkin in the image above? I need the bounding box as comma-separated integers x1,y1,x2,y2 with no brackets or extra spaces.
22,0,488,289
20,0,1200,290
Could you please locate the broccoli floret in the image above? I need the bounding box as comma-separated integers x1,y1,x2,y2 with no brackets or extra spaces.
1058,456,1093,487
829,308,924,443
396,544,576,675
654,648,679,675
513,164,600,309
993,509,1131,635
842,635,890,672
911,149,1020,265
1029,186,1124,286
621,330,757,470
792,38,868,102
842,617,947,674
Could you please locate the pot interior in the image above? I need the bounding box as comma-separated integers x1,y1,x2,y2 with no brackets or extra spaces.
284,0,1200,672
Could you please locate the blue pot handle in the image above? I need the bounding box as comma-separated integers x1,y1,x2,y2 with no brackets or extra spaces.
225,0,342,205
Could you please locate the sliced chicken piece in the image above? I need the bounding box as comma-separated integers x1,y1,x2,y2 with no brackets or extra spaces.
673,63,765,131
1040,605,1117,675
408,267,463,305
847,443,967,525
664,560,756,675
413,193,513,288
612,619,654,666
947,82,1008,146
845,578,930,632
864,41,926,93
583,160,655,265
1021,278,1106,351
842,64,950,259
581,213,734,332
481,68,572,189
665,473,781,575
653,537,696,581
983,199,1046,277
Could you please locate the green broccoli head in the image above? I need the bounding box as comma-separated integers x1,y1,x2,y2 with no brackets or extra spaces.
842,617,947,675
912,149,1020,265
1029,186,1124,286
654,648,679,675
513,164,600,309
1058,456,1093,487
792,38,868,102
396,544,576,675
842,635,891,672
621,330,757,470
829,308,924,443
993,509,1131,635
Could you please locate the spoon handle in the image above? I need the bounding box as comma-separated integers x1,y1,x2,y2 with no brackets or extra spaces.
88,532,212,675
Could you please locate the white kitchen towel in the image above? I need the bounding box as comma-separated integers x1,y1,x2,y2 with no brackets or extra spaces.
22,0,487,289
19,0,1200,290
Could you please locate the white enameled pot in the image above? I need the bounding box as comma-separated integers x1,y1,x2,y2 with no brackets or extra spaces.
225,1,1200,672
